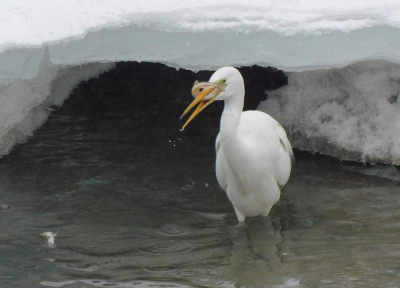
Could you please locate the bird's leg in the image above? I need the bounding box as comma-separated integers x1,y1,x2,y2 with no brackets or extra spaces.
234,207,246,222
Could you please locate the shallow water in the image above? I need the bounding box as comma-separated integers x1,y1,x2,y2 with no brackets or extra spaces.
1,110,400,288
1,63,400,287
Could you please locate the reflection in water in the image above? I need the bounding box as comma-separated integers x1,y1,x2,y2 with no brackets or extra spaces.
226,217,290,287
1,63,400,287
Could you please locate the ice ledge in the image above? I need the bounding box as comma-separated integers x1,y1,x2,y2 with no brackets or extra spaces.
1,25,400,80
259,60,400,165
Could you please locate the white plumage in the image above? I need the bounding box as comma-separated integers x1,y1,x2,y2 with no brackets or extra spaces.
182,67,294,222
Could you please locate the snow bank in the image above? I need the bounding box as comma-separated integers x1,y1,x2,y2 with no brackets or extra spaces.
259,60,400,165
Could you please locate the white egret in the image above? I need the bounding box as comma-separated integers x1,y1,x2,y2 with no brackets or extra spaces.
181,67,294,222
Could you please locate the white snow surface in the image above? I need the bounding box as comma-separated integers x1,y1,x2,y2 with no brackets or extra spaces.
2,0,400,48
1,0,400,72
259,60,400,165
1,1,400,71
0,1,400,164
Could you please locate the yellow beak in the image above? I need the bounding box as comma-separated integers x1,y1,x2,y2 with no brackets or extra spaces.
180,84,221,130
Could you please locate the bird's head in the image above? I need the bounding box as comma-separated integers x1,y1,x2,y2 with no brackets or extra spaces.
181,67,244,129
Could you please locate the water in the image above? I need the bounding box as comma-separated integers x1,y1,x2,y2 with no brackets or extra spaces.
1,113,400,288
1,63,400,287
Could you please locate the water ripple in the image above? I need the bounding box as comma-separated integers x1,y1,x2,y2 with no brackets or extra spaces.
141,265,178,274
157,225,189,237
41,279,196,287
187,230,225,246
136,240,193,255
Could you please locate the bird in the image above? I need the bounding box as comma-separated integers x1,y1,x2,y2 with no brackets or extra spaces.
181,67,294,222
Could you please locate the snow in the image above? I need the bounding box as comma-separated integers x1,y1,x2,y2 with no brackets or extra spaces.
2,0,400,49
0,1,400,164
259,60,400,165
1,1,400,71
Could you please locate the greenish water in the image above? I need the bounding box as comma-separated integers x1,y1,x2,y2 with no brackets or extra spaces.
0,107,400,288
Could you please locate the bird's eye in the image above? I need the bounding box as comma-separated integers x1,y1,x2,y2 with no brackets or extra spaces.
222,79,226,83
199,88,204,92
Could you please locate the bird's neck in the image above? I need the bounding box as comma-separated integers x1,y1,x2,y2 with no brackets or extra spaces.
220,96,243,141
220,90,247,168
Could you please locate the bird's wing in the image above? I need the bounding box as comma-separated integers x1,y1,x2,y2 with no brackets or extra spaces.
276,123,295,169
238,111,293,189
215,133,228,191
274,122,294,188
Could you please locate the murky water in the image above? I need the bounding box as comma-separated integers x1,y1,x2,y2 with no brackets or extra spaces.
1,113,400,288
1,64,400,288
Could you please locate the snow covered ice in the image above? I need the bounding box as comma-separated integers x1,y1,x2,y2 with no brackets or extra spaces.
259,60,400,165
1,0,400,164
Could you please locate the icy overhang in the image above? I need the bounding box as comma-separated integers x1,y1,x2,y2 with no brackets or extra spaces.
1,1,400,165
2,26,400,79
2,0,400,73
